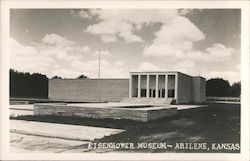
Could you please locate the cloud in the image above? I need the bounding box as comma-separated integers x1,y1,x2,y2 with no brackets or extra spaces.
143,16,234,63
101,35,117,43
174,60,196,71
93,50,112,57
71,59,127,78
155,16,205,45
42,34,75,46
144,16,205,57
78,10,93,19
203,71,239,85
141,42,235,82
10,34,91,78
140,12,235,75
135,62,162,72
114,60,124,66
92,9,178,24
10,38,55,74
11,34,128,79
73,46,90,53
119,31,143,43
70,9,97,19
133,60,239,84
134,60,196,75
85,9,178,43
86,19,144,43
186,43,234,62
72,59,109,72
144,42,185,58
83,9,238,83
87,20,132,35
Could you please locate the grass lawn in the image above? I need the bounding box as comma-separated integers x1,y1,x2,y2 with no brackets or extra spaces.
10,103,240,153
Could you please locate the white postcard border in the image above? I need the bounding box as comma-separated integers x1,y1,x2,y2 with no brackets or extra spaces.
0,1,249,160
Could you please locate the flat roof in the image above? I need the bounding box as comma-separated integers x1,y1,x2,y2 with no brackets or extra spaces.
130,71,179,74
50,78,129,80
130,71,187,76
130,71,205,79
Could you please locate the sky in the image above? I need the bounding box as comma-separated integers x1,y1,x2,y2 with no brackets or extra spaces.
10,9,241,84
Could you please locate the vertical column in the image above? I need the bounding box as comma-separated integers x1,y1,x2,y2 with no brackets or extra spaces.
129,74,132,98
174,73,178,100
146,75,150,98
156,74,159,98
165,74,168,98
137,74,141,98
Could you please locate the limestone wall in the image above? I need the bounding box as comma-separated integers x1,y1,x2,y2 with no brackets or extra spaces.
49,79,129,102
192,77,206,104
176,73,193,104
34,104,177,122
48,74,206,104
121,97,173,106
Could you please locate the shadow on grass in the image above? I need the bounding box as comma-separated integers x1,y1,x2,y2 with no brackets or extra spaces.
10,103,240,153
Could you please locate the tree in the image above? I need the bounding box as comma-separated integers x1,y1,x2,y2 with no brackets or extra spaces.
206,78,230,97
10,69,48,98
77,74,89,79
229,82,241,97
52,76,62,79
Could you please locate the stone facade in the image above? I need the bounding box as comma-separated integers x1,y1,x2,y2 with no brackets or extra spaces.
121,97,174,106
49,71,206,104
34,103,177,122
129,72,206,104
192,77,206,103
49,79,129,102
176,74,206,104
176,73,193,104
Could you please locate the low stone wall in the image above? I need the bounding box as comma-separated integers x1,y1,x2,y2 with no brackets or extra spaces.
121,97,174,106
34,103,177,122
10,101,30,105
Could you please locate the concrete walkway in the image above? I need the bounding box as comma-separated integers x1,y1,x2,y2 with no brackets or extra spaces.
10,104,34,110
10,105,34,117
10,133,89,153
171,104,208,110
10,120,125,141
10,109,33,117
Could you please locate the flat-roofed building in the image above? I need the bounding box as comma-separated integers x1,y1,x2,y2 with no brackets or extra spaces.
126,71,206,104
48,71,206,104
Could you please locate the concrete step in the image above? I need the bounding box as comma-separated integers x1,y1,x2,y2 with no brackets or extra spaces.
121,97,174,106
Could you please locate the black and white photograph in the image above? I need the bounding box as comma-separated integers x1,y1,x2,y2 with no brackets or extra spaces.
1,0,250,160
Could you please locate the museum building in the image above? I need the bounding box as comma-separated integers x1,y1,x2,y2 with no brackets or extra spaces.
49,71,206,104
